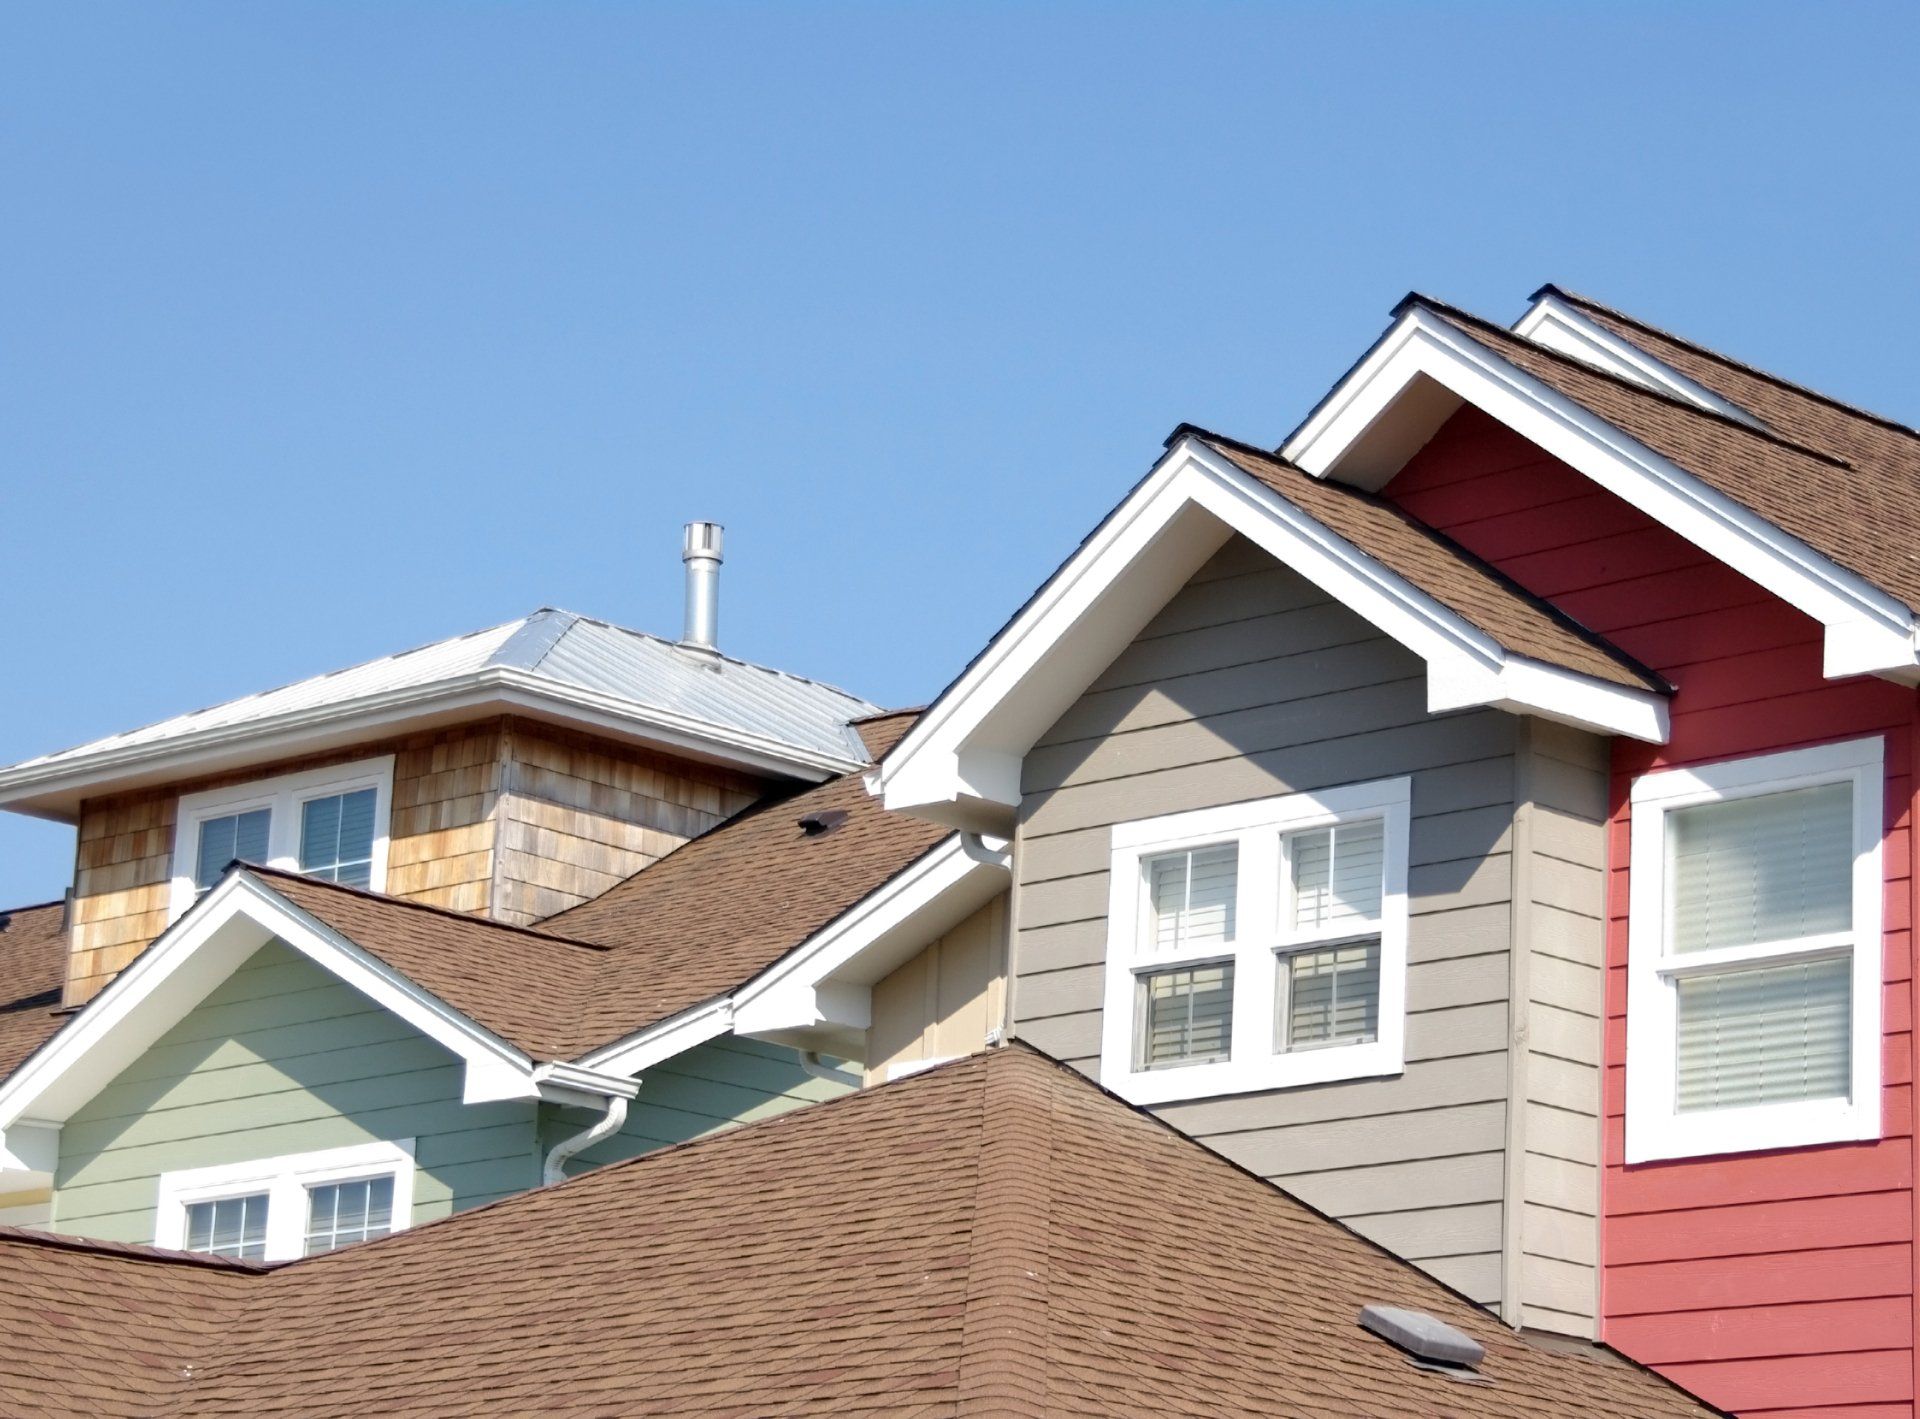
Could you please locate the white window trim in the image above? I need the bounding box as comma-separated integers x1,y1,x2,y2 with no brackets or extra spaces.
1624,737,1884,1164
1100,778,1410,1106
169,755,395,920
154,1137,417,1262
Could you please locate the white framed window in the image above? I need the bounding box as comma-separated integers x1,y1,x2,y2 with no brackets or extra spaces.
155,1139,416,1261
1625,738,1884,1164
169,756,395,919
1100,777,1410,1105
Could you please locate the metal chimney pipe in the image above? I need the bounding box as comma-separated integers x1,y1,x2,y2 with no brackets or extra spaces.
681,521,724,654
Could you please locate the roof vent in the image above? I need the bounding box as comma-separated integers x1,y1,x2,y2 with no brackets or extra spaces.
798,808,849,839
680,521,724,657
1358,1305,1487,1379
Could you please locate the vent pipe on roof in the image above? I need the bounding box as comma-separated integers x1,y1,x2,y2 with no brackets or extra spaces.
680,521,724,656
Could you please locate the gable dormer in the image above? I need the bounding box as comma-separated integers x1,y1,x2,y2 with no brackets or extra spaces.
0,606,876,1004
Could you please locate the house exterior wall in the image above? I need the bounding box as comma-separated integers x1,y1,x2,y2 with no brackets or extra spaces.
1387,406,1918,1418
865,894,1008,1084
66,717,764,1001
52,939,542,1244
541,1036,850,1177
1008,535,1605,1325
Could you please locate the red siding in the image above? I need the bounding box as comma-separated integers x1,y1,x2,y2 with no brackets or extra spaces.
1387,406,1919,1419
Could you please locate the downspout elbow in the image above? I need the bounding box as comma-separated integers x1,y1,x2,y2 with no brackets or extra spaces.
796,1049,862,1089
960,832,1012,870
542,1093,630,1186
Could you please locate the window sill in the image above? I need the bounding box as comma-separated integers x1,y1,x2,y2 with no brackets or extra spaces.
1107,1040,1403,1107
1624,1095,1880,1164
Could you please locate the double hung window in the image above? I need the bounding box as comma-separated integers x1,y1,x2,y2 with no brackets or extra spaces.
156,1140,415,1261
170,757,394,917
1625,738,1883,1162
1103,778,1409,1105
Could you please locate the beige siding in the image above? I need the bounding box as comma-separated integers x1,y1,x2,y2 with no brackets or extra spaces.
865,895,1009,1084
1507,719,1608,1336
66,717,770,1000
1010,539,1521,1309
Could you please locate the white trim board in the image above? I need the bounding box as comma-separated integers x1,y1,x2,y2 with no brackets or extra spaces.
1281,303,1920,683
0,871,634,1167
1512,294,1763,427
154,1138,418,1262
873,436,1669,831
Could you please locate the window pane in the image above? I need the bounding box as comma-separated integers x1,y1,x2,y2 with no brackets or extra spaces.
1282,939,1381,1050
183,1193,269,1260
304,1174,396,1255
300,787,378,889
1144,844,1237,954
195,809,271,892
1676,956,1851,1112
1670,783,1852,954
1291,820,1385,933
1136,962,1234,1069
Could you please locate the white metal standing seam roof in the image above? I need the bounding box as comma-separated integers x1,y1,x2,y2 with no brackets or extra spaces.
0,610,879,818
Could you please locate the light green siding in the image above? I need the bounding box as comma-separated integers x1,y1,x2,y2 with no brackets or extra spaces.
53,941,541,1244
541,1036,850,1176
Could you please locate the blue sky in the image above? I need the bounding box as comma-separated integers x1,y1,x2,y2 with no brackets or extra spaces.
1,2,1915,905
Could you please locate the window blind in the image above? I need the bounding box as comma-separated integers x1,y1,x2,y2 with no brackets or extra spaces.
196,809,272,892
1669,782,1852,954
1146,843,1237,954
1292,820,1384,933
1285,940,1381,1049
1137,962,1234,1069
1676,956,1851,1111
299,787,378,889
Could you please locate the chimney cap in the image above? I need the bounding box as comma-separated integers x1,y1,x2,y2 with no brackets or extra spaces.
683,521,724,562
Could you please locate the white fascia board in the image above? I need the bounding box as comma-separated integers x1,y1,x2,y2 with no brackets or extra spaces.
1512,295,1764,427
731,836,997,1039
0,671,856,823
1282,307,1920,681
877,440,1670,822
0,874,543,1153
571,996,737,1079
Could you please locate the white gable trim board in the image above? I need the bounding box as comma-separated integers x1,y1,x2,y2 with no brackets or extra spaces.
0,872,638,1179
1511,292,1763,426
1280,303,1920,682
875,437,1669,830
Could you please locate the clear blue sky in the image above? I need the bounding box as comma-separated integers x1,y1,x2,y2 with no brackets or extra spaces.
1,2,1915,906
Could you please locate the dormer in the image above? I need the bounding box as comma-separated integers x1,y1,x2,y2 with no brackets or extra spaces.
0,582,875,1005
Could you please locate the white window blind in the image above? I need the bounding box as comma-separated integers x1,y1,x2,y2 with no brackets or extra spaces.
1676,956,1851,1112
299,787,379,889
1136,962,1235,1069
194,809,271,893
1669,782,1852,953
1145,843,1237,954
1291,820,1385,933
1284,941,1382,1048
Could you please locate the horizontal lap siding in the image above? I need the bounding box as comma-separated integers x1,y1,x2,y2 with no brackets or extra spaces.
52,941,539,1244
1387,406,1917,1417
1012,539,1519,1307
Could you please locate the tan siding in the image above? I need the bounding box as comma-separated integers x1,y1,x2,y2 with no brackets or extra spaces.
865,895,1009,1084
65,716,770,998
1009,541,1521,1309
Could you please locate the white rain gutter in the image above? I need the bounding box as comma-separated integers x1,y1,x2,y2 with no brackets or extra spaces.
795,1049,862,1089
534,1062,642,1186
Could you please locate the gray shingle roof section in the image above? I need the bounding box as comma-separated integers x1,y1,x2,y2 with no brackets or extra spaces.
0,609,877,793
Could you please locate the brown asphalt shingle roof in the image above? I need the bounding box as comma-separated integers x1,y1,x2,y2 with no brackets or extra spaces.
1419,296,1920,615
0,1045,1725,1419
1186,428,1666,692
208,750,950,1064
0,901,69,1082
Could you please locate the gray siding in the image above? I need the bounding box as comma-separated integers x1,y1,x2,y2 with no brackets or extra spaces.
1009,536,1610,1325
53,940,540,1243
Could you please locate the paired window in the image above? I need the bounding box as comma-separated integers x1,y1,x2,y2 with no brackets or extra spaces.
156,1140,415,1262
170,757,395,918
1625,738,1883,1163
1102,778,1409,1105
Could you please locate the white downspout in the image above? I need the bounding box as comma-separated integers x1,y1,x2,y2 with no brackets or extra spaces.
960,832,1012,870
795,1049,862,1089
542,1094,630,1186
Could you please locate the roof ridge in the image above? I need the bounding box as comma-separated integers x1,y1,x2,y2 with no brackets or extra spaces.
1410,294,1856,470
1177,424,1671,695
0,898,67,917
1537,284,1920,444
0,1222,269,1272
243,864,613,954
